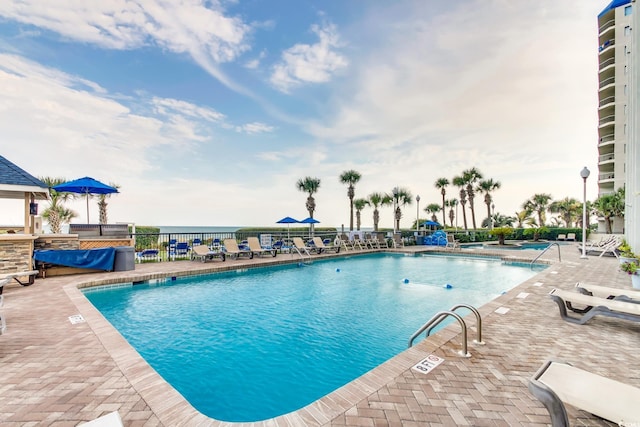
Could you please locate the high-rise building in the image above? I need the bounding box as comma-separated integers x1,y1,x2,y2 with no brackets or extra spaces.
597,0,632,233
626,0,640,250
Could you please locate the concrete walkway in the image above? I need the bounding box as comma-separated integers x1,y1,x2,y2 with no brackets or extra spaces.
0,244,637,426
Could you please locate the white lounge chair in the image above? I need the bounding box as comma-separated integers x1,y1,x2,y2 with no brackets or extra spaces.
548,288,640,325
312,237,340,253
529,360,640,427
247,237,277,257
0,270,38,286
292,237,314,256
191,245,225,262
223,239,254,259
392,233,404,248
575,282,640,302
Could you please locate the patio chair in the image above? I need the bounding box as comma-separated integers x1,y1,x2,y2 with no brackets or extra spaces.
565,233,576,241
339,234,355,251
392,233,404,248
352,234,366,250
172,242,190,260
445,234,459,250
223,239,254,259
191,244,225,262
135,249,160,263
574,282,640,302
0,270,38,286
583,237,621,258
247,237,277,257
528,360,640,427
292,237,314,256
547,288,640,325
376,233,389,249
556,234,566,241
312,237,340,253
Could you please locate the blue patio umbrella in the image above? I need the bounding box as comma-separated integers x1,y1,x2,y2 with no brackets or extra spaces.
53,177,118,224
422,220,440,228
276,216,299,242
300,217,320,237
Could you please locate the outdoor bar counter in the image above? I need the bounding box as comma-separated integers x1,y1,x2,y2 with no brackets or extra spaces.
0,234,38,276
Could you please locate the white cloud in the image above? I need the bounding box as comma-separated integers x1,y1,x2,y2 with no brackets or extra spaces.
270,21,348,93
235,122,274,134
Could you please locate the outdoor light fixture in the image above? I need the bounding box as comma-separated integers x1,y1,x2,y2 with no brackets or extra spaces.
416,195,420,233
580,167,590,259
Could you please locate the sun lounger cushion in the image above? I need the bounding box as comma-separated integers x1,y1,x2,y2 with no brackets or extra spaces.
529,360,640,426
548,288,640,325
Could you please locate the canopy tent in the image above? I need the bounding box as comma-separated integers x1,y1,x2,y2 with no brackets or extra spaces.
0,155,49,233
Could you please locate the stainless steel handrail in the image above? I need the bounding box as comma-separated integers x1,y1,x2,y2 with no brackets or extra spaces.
408,309,473,357
530,242,561,269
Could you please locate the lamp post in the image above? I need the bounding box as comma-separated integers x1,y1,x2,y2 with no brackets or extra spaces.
416,195,420,233
580,167,590,259
392,187,399,233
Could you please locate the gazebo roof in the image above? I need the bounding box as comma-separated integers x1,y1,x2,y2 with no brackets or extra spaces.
0,155,49,200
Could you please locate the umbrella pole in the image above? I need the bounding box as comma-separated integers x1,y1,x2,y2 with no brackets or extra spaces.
86,193,90,224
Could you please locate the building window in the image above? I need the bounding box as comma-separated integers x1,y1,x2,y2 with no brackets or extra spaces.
625,5,632,16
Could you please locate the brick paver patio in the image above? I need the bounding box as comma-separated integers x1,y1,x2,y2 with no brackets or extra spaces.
0,244,637,426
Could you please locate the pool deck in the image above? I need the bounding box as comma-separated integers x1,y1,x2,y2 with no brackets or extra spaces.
0,244,637,426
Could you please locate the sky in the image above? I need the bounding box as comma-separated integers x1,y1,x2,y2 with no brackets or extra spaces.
0,1,606,229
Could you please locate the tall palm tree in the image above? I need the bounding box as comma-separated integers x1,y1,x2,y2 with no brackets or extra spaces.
97,182,120,224
445,198,457,228
296,177,321,233
368,192,392,231
523,193,552,227
452,175,468,230
388,187,413,232
549,197,581,228
425,203,441,222
477,178,501,229
39,176,77,233
434,177,449,226
339,170,362,231
353,198,369,231
462,167,483,229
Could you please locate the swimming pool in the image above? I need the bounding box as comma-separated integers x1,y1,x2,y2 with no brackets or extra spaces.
84,253,544,422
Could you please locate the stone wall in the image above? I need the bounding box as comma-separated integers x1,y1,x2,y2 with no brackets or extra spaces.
34,235,80,250
0,237,36,274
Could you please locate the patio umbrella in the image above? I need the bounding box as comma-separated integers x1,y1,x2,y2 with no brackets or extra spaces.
300,217,320,237
53,177,118,224
276,216,299,242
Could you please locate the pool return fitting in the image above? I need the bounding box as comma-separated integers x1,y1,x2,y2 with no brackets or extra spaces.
408,303,484,357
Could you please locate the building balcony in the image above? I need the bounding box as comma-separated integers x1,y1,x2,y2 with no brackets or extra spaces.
599,57,615,72
598,39,615,53
599,153,615,164
599,172,615,182
598,19,615,36
598,134,615,148
599,76,615,90
598,114,615,127
598,95,615,109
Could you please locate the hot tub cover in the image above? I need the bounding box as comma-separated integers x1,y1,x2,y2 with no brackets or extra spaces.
34,247,116,271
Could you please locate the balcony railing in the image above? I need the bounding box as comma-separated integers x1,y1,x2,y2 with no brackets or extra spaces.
599,57,616,70
599,172,615,181
598,39,615,52
599,96,615,107
599,133,615,144
599,77,615,89
599,115,615,126
599,19,615,35
599,153,615,162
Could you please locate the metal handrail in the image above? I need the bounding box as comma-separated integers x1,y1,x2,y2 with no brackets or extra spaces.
291,246,311,263
530,242,561,269
408,310,471,357
449,304,485,345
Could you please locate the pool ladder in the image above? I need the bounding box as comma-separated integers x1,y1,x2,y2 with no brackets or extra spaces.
530,242,561,269
408,304,484,357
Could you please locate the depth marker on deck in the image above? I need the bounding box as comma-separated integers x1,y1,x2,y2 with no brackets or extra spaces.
412,354,444,375
68,314,85,324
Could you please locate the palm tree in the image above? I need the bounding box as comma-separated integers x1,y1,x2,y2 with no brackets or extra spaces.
514,210,533,228
97,182,120,224
353,198,369,231
434,178,449,226
523,193,552,227
425,203,441,222
462,167,483,229
594,188,625,233
389,187,413,232
296,177,321,233
452,175,468,230
368,192,392,231
477,178,501,229
339,170,362,231
549,197,581,228
445,198,457,228
39,176,77,233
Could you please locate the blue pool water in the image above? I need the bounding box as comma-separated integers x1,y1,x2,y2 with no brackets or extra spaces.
84,253,543,422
